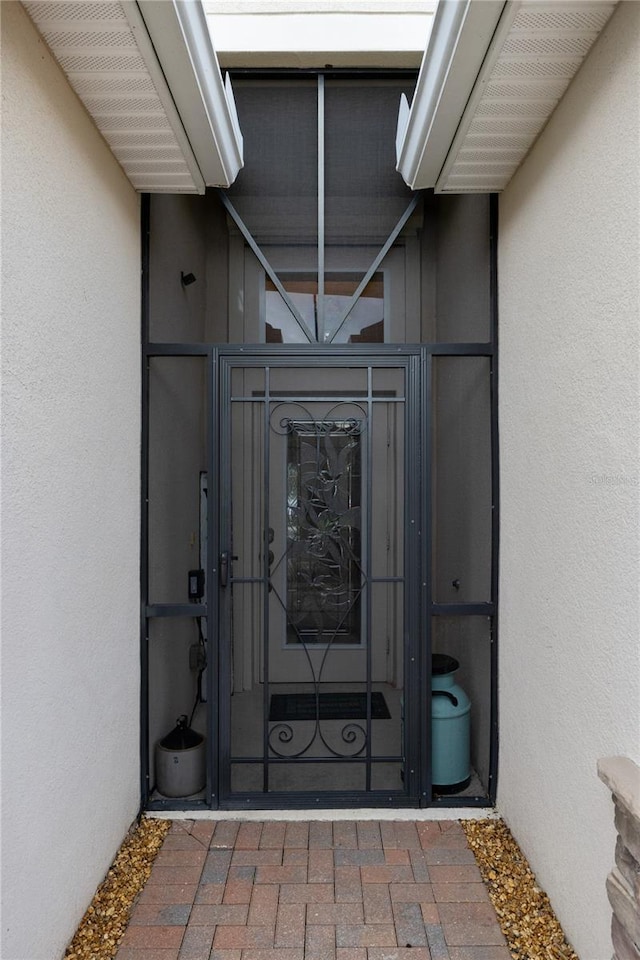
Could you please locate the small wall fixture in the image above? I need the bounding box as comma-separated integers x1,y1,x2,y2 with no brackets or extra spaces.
181,271,197,286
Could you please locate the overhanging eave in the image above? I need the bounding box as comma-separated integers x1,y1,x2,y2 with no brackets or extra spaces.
137,0,243,188
397,0,618,194
395,0,507,190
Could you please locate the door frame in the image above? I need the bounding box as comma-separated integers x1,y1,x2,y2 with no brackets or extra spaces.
216,344,423,808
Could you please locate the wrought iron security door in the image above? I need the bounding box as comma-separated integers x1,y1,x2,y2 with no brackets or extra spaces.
218,349,422,805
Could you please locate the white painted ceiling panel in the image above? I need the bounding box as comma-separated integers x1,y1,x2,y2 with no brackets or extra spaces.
22,0,245,194
396,0,618,193
436,0,618,193
204,0,436,68
23,0,205,193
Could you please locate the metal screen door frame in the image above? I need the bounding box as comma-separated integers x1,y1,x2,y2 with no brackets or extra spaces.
216,344,425,809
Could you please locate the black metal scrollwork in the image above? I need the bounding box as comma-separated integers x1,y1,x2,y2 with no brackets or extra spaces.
267,401,371,760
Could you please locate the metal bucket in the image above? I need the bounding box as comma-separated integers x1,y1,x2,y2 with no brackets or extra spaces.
431,654,471,792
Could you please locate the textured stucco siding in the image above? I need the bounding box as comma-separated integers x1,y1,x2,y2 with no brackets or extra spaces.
497,3,640,958
1,4,141,959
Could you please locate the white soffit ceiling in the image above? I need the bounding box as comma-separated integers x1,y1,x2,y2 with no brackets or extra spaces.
398,0,618,194
204,1,437,69
22,0,243,193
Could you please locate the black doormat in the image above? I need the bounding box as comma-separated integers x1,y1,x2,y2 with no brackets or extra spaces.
269,691,391,722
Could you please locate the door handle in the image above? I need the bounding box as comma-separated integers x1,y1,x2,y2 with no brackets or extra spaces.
220,552,238,588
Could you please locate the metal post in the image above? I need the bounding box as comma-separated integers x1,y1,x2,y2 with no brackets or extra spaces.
317,76,325,342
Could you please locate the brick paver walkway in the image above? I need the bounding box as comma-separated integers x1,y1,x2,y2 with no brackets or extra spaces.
116,819,511,960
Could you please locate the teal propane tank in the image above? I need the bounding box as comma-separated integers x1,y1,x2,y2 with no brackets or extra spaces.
431,654,471,793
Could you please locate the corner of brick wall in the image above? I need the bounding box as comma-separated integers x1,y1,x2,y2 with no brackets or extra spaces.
598,757,640,960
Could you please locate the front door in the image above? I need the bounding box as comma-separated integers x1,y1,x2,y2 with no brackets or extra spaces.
218,348,422,803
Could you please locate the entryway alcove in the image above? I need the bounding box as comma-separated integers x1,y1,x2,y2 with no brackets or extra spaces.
142,72,498,810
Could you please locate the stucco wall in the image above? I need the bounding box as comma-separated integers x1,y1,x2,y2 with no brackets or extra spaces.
498,3,640,957
1,5,141,959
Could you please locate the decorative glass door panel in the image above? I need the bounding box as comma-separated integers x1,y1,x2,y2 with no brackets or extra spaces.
285,416,363,646
220,355,416,800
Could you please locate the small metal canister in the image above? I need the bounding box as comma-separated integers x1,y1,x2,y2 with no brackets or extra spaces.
431,654,471,792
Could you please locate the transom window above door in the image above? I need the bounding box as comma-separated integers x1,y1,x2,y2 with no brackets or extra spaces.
266,273,384,343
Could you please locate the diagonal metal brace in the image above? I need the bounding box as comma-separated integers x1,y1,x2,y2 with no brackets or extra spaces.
328,195,420,343
219,191,315,343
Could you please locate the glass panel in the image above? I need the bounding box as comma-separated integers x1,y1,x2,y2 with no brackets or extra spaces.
267,273,385,344
324,273,384,344
285,418,363,646
266,275,317,343
148,357,207,604
266,395,369,680
148,617,207,799
431,617,492,798
432,357,492,602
